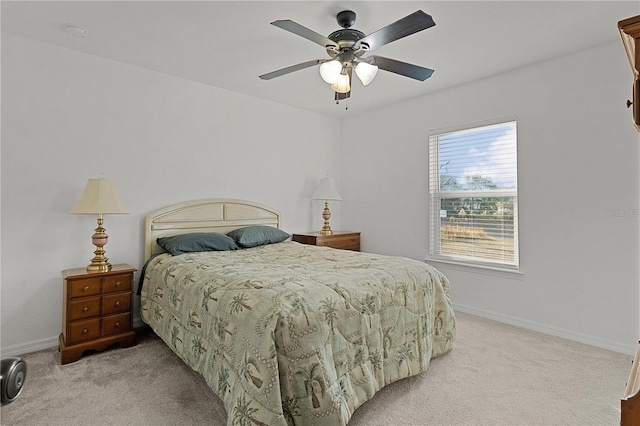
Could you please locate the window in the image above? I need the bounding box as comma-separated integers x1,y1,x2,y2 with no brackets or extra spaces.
428,119,518,270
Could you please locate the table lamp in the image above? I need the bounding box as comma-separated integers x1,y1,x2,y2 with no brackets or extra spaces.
311,177,342,236
69,178,129,272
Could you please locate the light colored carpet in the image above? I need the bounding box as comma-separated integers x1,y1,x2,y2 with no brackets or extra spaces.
0,312,632,426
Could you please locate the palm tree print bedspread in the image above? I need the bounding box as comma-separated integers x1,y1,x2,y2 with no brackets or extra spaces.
140,241,456,426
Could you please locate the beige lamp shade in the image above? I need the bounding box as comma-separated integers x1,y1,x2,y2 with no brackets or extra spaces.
311,177,342,201
70,178,129,272
69,178,129,214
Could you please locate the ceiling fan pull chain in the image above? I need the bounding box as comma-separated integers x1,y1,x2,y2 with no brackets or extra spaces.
335,99,349,110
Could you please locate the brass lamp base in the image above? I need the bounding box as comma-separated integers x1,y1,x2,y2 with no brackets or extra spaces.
86,260,111,273
320,201,333,235
86,214,111,273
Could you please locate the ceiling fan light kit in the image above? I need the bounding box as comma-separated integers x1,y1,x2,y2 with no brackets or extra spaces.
259,9,436,106
319,60,342,84
331,69,351,94
355,62,378,86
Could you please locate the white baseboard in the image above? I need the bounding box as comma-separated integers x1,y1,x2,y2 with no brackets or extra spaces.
1,335,59,358
454,302,637,356
1,317,147,358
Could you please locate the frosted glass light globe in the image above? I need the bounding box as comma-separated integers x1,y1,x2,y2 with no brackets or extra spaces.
355,62,378,86
319,60,342,84
331,73,351,94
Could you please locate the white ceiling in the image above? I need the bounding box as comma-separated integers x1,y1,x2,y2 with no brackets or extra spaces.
2,1,639,118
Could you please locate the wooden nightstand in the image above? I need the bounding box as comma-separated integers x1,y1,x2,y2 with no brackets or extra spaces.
292,231,360,252
59,264,137,364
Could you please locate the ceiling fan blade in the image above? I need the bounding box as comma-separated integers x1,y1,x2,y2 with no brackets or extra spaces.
358,10,435,52
259,59,324,80
369,55,434,81
271,20,339,49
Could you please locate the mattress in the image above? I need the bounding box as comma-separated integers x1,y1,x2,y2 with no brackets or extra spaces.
140,241,456,425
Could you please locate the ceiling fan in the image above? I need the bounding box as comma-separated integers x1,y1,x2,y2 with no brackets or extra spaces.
259,9,436,104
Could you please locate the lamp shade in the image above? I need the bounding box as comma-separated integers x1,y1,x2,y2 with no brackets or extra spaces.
311,177,342,201
69,178,129,214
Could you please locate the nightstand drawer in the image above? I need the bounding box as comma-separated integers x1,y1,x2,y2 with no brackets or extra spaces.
68,297,101,321
293,231,361,252
292,235,317,245
103,274,132,294
102,313,131,336
69,278,101,298
102,293,131,315
320,235,360,251
68,318,101,344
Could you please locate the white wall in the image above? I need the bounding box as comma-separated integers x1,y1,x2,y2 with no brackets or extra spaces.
341,41,640,354
3,34,638,358
1,33,341,355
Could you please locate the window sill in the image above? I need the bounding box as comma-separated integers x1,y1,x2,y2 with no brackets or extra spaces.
425,257,525,279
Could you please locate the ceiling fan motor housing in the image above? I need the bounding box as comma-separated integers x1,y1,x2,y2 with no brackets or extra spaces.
328,28,366,46
326,10,369,61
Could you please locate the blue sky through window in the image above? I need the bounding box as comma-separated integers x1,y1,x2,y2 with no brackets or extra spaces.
438,121,517,191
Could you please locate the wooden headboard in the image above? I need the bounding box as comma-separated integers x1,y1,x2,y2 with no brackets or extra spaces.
144,198,281,261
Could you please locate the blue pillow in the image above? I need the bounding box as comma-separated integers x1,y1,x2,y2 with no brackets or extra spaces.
157,232,239,255
227,226,290,248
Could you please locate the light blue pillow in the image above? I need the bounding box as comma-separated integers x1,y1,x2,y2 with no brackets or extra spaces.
227,226,290,248
157,232,239,255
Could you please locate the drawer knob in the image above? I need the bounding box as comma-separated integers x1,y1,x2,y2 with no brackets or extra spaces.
83,286,90,291
323,241,329,245
350,238,355,242
115,301,121,307
114,321,121,328
115,281,122,287
82,328,89,334
82,307,89,313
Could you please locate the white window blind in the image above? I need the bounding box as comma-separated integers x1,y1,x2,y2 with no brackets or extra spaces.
428,120,519,270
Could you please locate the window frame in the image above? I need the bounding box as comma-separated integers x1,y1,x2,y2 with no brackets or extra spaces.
428,117,520,272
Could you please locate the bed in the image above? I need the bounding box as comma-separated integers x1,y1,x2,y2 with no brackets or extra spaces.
139,199,456,426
